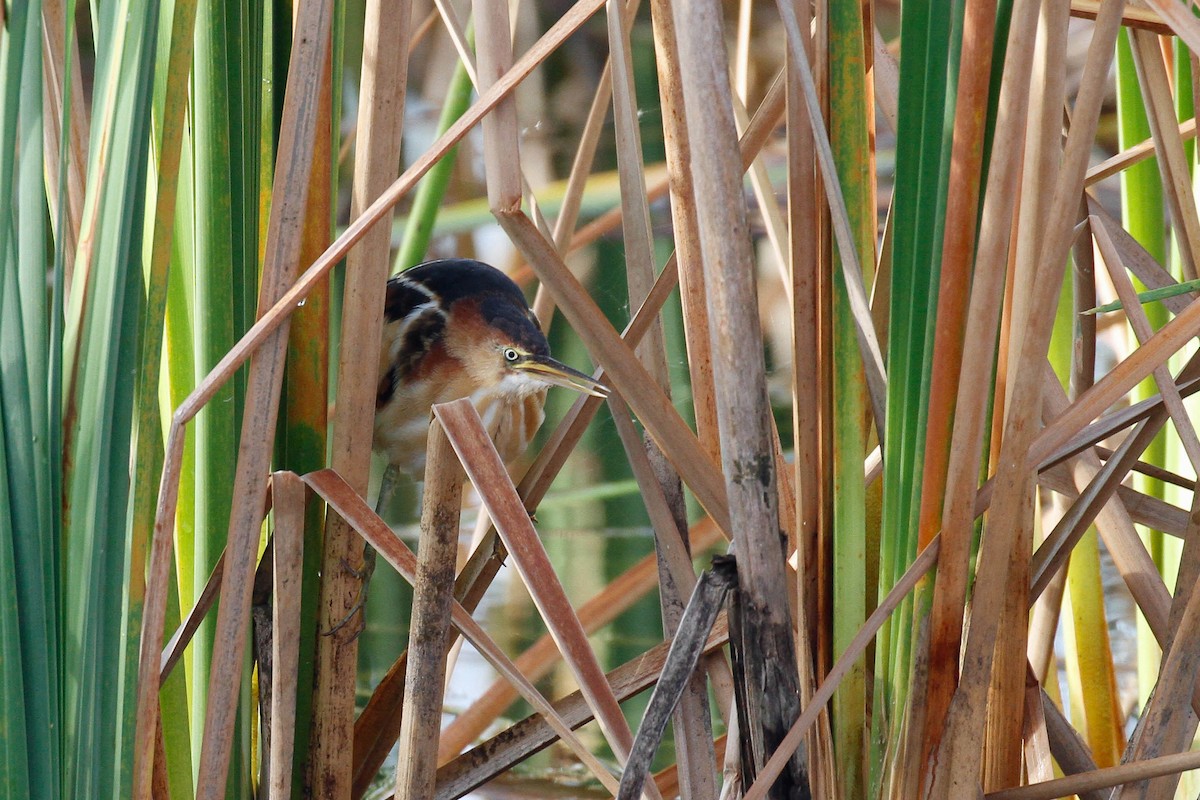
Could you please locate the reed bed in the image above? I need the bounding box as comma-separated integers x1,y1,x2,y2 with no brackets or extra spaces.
11,0,1200,798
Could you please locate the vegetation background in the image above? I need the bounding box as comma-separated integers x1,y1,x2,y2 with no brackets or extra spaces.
7,0,1200,798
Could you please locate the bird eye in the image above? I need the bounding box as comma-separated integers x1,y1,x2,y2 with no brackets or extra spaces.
503,347,520,362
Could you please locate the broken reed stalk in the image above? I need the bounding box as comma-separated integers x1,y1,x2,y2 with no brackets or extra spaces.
393,420,464,798
608,393,722,797
667,0,808,794
617,557,737,800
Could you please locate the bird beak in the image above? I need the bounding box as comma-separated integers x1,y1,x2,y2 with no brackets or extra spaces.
518,355,609,398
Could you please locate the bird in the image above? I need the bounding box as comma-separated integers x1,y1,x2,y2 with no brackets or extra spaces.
329,258,608,635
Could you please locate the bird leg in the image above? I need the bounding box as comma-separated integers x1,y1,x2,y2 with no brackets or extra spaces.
324,463,401,637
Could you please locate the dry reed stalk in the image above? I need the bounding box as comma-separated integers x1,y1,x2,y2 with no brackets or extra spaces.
927,0,1123,792
986,6,1072,783
1022,673,1054,786
352,523,512,797
787,0,822,648
1129,28,1200,282
152,712,170,798
255,541,279,789
1037,377,1200,470
607,0,660,363
1085,200,1198,313
1029,417,1158,600
648,0,718,468
1036,290,1200,469
549,50,619,258
812,0,839,728
1071,199,1098,402
1038,375,1184,676
434,616,732,799
669,0,805,792
431,0,476,86
432,400,649,790
1006,0,1068,412
1071,0,1169,31
733,0,752,98
1038,464,1188,537
733,93,790,282
520,253,682,504
1038,690,1107,800
775,0,887,428
1098,226,1200,471
1142,0,1200,53
608,394,719,798
565,66,786,262
313,0,412,788
1166,510,1200,639
985,747,1200,800
531,2,626,326
916,0,1040,771
1023,200,1097,744
187,2,331,795
652,734,729,800
617,559,736,800
1087,118,1198,186
472,0,521,211
606,0,719,788
269,472,306,800
332,8,443,167
784,2,837,794
302,468,623,795
1090,450,1193,491
160,550,223,681
393,421,463,799
608,404,697,582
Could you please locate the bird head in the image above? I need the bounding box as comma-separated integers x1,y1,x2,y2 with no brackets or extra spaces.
393,259,607,403
448,292,609,401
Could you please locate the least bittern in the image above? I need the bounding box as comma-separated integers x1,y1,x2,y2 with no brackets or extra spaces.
331,258,607,634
